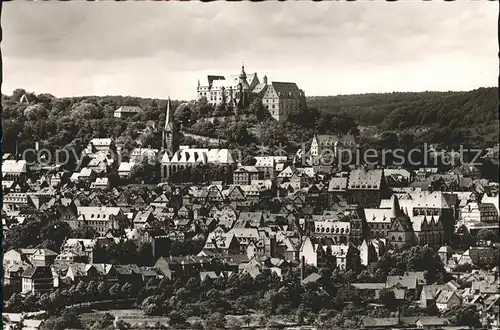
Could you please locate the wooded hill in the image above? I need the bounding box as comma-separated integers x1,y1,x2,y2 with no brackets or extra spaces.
308,87,499,148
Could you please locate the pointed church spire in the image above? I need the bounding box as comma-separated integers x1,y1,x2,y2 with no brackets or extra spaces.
239,62,247,80
164,97,171,130
391,195,401,218
162,97,178,155
162,97,171,150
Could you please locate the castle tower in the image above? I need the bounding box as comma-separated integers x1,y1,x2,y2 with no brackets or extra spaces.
162,97,178,157
238,63,251,108
239,63,247,82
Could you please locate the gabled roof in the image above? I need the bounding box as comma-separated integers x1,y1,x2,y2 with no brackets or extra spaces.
313,134,356,145
234,166,259,173
115,106,141,114
79,168,94,177
421,284,448,299
2,160,27,173
118,162,136,172
351,283,386,290
416,317,450,326
328,177,348,192
227,228,260,239
21,265,52,278
301,272,322,285
348,168,383,190
386,276,418,290
361,317,399,328
364,208,393,223
435,290,459,304
90,138,113,146
133,210,155,224
238,211,263,224
33,248,58,257
268,82,302,99
76,206,122,220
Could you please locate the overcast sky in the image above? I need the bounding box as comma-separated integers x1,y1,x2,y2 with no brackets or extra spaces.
2,1,497,100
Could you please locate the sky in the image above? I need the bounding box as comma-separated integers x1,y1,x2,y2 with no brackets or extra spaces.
1,1,498,100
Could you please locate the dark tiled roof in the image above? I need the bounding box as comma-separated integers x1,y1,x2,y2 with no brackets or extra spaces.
362,317,399,327
348,169,383,190
270,82,302,99
21,265,52,278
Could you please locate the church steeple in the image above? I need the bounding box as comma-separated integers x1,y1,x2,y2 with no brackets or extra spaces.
239,62,247,81
162,97,178,154
164,97,172,131
391,194,401,219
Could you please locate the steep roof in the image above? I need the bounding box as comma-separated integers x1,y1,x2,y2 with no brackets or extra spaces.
269,82,302,99
364,208,393,223
76,206,122,220
348,169,383,190
361,317,399,328
327,177,348,192
416,317,450,326
90,138,113,146
301,272,322,285
234,166,259,173
2,160,27,173
21,265,52,278
115,106,141,113
118,162,136,172
386,275,418,290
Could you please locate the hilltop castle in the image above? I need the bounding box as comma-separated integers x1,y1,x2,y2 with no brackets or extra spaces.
197,64,305,122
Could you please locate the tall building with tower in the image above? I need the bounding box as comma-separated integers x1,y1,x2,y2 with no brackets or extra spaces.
197,64,305,122
159,97,235,180
162,97,179,158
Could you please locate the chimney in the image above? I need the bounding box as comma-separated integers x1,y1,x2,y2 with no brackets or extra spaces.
15,138,19,161
300,255,305,282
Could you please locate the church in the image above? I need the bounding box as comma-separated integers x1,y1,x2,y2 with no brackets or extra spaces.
197,64,305,122
160,98,235,181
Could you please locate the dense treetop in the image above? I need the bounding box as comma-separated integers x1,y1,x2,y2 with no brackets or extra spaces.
308,87,499,148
